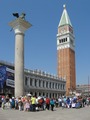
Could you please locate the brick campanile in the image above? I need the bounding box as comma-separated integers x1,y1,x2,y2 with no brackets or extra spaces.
57,5,76,95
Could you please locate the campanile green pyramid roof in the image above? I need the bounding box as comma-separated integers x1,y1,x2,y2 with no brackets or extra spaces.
59,5,72,27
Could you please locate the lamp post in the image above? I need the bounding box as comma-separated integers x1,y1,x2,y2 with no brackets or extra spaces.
88,76,89,96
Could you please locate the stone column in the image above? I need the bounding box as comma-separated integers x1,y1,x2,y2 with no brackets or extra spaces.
9,18,31,97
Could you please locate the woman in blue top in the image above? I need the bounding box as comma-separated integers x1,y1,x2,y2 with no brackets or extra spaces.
50,98,55,111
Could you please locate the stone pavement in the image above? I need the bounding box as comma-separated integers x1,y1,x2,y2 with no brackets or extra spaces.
0,107,90,120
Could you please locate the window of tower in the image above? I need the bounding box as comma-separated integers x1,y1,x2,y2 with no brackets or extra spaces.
66,38,67,42
64,38,65,42
59,38,67,43
59,39,61,43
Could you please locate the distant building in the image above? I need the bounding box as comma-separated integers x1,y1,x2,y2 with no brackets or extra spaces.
76,84,90,96
0,60,66,98
57,5,76,95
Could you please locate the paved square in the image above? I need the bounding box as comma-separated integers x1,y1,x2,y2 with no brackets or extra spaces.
0,107,90,120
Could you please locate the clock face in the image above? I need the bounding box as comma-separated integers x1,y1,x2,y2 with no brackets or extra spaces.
60,28,66,34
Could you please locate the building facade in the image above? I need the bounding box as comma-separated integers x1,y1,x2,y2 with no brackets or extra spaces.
0,60,66,98
57,5,76,95
76,84,90,96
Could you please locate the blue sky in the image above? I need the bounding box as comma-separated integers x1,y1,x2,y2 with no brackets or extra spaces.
0,0,90,85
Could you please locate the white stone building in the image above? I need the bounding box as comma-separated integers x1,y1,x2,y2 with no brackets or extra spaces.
0,60,66,98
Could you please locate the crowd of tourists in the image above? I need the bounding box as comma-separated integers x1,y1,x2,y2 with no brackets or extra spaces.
0,94,90,112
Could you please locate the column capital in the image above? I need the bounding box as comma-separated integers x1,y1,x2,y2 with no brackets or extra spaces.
9,18,32,34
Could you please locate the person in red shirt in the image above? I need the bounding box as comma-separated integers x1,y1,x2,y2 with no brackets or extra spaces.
45,97,50,110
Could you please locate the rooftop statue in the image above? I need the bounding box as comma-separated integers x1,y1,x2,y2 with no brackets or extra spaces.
13,13,26,20
10,13,26,31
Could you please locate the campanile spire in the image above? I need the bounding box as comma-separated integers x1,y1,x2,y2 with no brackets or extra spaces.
59,4,72,27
